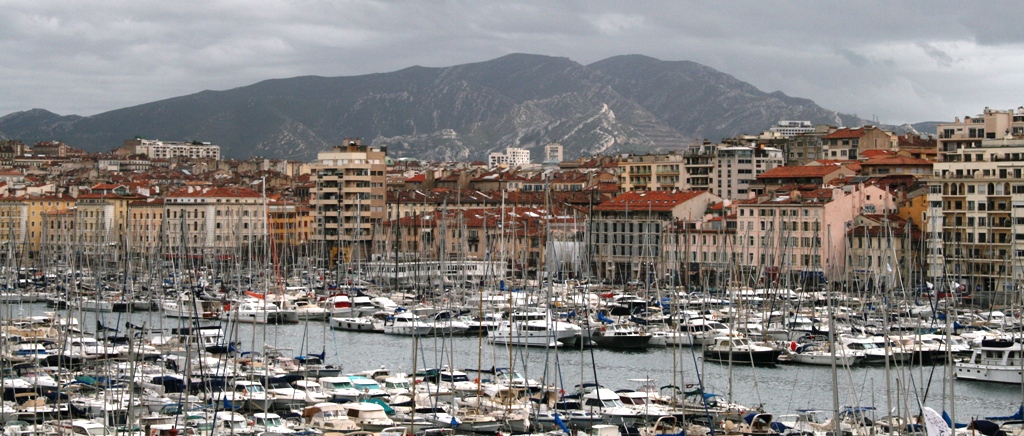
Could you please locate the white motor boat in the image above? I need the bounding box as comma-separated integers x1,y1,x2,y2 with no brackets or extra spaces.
383,312,433,336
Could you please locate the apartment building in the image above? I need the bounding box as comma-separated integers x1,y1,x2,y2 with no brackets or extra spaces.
488,147,531,168
163,186,267,259
544,143,564,163
732,184,896,285
936,107,1024,163
927,136,1024,294
846,214,920,291
311,139,387,262
785,125,833,165
714,144,784,200
75,193,143,259
591,190,721,283
617,145,716,192
125,138,222,160
753,165,857,195
268,199,313,245
768,120,815,137
127,198,165,255
859,155,933,177
822,126,896,160
21,194,76,256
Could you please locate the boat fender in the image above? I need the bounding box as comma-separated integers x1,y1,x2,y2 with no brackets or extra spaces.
790,341,797,351
474,378,480,384
601,327,607,332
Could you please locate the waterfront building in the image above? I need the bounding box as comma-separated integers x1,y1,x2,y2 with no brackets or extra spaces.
22,194,76,257
311,139,387,263
731,183,897,285
162,186,267,260
74,192,144,262
927,135,1024,293
267,199,313,245
846,214,921,291
376,207,576,286
127,198,165,255
591,190,721,283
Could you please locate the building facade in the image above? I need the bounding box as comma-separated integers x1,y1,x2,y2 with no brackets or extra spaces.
714,145,785,200
311,139,387,263
126,138,222,160
488,147,531,168
822,127,896,160
544,143,564,163
927,136,1024,294
617,145,716,193
163,187,267,259
591,190,721,283
769,120,815,137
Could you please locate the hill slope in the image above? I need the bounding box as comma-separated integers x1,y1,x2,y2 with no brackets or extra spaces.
0,53,878,161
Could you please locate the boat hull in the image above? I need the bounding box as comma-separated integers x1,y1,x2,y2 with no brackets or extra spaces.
703,349,781,365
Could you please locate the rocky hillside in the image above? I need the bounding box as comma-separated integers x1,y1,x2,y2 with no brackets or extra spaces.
0,53,878,161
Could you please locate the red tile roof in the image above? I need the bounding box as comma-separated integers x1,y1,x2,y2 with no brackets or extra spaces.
860,156,933,166
823,128,866,139
166,187,262,198
594,190,705,212
860,149,893,159
757,165,843,179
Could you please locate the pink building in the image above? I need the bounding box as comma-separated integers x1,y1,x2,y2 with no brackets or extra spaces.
730,183,897,286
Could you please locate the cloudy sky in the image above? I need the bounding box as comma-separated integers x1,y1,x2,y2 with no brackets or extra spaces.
2,1,1022,124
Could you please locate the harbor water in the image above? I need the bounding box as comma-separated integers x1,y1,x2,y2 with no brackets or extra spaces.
10,302,1023,425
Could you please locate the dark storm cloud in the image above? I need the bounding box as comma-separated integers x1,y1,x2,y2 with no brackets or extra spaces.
1,1,1021,125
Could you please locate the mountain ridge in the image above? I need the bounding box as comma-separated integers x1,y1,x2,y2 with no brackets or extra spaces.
0,53,899,161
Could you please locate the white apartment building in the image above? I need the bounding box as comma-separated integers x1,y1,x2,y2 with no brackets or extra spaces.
769,120,815,137
714,145,784,200
127,138,221,160
488,147,531,168
544,143,564,163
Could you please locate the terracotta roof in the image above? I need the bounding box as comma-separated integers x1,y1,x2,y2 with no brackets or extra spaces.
405,174,426,183
384,207,575,228
823,128,866,139
594,190,705,212
860,149,893,159
166,187,262,198
757,165,843,179
860,156,933,166
76,193,144,200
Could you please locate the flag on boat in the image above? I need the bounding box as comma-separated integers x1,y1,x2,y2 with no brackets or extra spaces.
922,406,951,436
